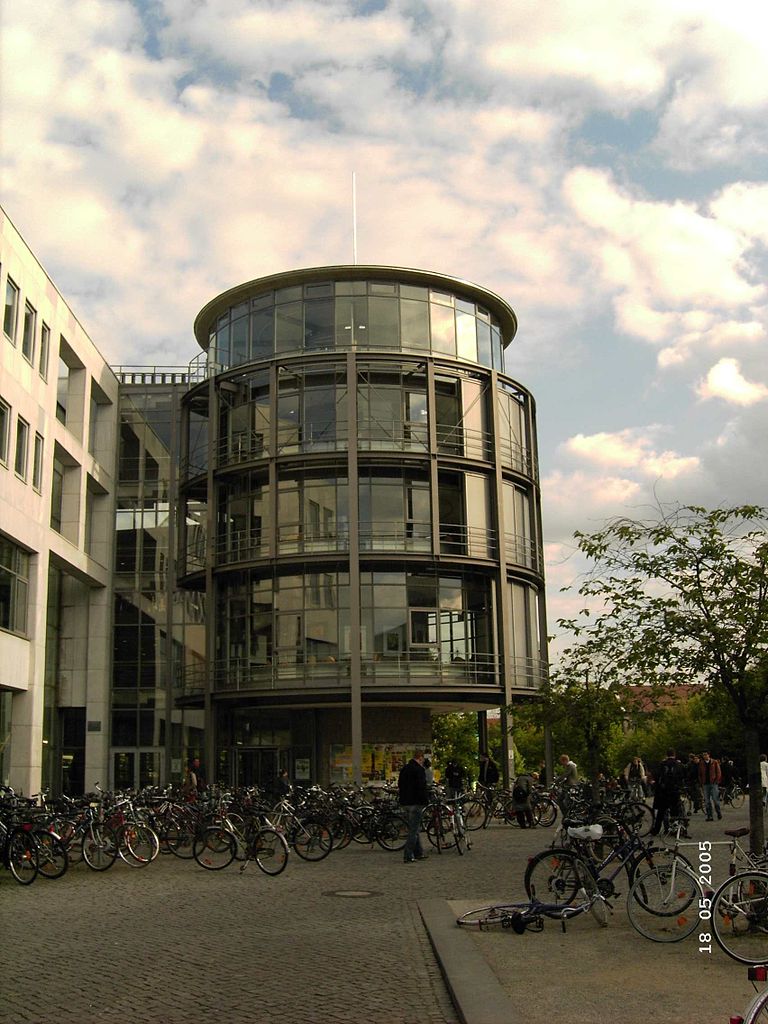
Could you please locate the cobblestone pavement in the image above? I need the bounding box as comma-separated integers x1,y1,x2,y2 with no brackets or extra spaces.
0,799,762,1024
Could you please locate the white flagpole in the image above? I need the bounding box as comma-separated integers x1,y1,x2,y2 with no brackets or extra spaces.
352,172,358,265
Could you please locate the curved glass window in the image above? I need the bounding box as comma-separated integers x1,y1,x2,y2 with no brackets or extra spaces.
217,471,270,564
207,280,507,373
214,571,350,688
360,570,495,676
358,470,430,552
276,365,347,454
357,364,428,452
277,471,349,553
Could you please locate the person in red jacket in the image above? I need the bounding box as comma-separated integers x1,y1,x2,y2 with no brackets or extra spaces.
698,751,722,821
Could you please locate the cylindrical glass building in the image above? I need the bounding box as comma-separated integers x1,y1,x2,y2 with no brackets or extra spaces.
177,266,547,786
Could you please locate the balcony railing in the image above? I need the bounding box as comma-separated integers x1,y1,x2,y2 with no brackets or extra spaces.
173,652,547,698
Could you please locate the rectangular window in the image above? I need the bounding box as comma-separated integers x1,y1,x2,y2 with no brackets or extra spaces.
4,277,19,341
22,302,37,363
14,417,29,480
0,535,30,635
50,456,64,531
56,353,69,424
39,323,50,379
32,433,44,492
0,399,9,465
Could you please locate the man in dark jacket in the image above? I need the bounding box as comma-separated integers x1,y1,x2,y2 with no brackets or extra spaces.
650,749,684,836
398,750,429,863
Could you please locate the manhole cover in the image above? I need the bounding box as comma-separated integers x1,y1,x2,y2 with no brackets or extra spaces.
324,889,380,898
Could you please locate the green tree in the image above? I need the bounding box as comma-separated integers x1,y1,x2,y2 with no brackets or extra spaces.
563,503,768,852
511,645,628,796
431,712,479,785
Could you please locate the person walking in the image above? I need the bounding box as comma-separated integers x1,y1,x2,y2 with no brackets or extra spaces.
650,749,684,836
685,754,703,813
478,753,499,788
444,758,465,799
699,751,722,821
398,750,429,863
510,772,535,828
623,757,647,802
760,754,768,809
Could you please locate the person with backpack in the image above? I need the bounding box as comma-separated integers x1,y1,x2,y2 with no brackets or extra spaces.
510,772,535,828
650,749,684,836
478,753,499,788
444,758,465,799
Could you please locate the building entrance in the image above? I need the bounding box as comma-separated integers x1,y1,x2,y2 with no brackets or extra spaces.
235,747,279,788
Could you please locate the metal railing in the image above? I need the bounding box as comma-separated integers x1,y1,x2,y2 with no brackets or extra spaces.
173,652,548,698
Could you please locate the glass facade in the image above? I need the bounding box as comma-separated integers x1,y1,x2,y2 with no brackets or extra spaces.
112,387,205,788
204,278,506,374
175,266,546,787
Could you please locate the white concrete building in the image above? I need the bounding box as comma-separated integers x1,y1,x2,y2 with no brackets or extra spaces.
0,208,119,795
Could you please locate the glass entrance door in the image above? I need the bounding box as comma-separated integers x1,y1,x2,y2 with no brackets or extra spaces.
235,747,278,788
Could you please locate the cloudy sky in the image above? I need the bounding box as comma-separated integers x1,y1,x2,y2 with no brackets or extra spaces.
3,0,768,641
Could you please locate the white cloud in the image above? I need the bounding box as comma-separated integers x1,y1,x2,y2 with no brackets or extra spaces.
696,358,768,405
564,428,699,478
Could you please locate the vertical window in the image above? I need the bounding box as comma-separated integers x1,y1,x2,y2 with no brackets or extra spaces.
4,277,19,341
14,417,29,480
56,353,69,424
22,302,37,363
0,536,30,635
50,456,64,531
32,432,44,492
0,399,9,465
39,323,50,379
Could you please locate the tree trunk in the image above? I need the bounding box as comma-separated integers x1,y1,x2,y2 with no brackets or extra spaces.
744,725,765,856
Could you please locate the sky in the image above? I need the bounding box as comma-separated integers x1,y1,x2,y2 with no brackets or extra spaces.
3,0,768,647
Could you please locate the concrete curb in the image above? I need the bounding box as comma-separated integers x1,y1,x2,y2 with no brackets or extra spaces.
419,898,515,1024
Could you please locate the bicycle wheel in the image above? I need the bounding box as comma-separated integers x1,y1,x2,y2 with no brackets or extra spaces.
629,846,693,889
118,823,160,867
533,797,558,828
426,807,458,852
741,987,768,1023
81,824,118,871
9,829,39,885
457,904,527,930
627,865,702,942
291,820,332,861
460,797,488,831
163,815,196,859
623,801,654,837
729,787,747,810
193,827,236,870
711,871,768,965
35,831,69,880
375,813,409,852
247,827,289,876
523,849,593,907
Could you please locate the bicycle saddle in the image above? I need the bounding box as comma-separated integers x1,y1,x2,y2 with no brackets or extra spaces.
724,826,750,838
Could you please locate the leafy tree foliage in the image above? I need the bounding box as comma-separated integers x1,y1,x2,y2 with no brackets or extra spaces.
561,503,768,851
431,712,479,785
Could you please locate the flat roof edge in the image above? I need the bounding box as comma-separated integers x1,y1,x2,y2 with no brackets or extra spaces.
194,265,517,348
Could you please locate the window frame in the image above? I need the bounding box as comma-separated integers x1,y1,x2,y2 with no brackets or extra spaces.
39,322,50,379
14,415,29,481
32,432,44,492
0,398,10,466
21,301,37,364
4,277,19,342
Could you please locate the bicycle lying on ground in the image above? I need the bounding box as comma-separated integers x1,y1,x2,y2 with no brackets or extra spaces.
457,875,611,932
